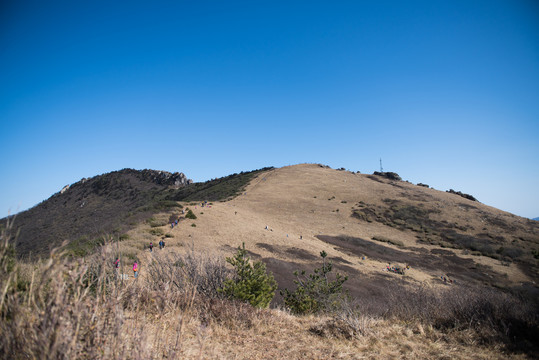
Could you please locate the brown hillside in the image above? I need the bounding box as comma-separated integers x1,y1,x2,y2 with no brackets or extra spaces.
133,164,538,303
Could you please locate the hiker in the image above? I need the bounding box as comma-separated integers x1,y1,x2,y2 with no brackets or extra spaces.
133,261,139,278
149,242,153,252
159,239,164,249
114,257,120,273
171,223,174,229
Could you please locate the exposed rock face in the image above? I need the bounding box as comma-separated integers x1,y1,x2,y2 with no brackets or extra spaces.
373,171,402,181
137,170,192,188
52,169,192,197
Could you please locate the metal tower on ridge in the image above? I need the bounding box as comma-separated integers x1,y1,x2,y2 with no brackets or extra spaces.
380,158,383,172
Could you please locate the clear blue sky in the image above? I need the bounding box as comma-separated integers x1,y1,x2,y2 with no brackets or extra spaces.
1,0,538,219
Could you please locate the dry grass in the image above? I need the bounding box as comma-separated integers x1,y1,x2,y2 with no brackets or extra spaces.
2,218,537,359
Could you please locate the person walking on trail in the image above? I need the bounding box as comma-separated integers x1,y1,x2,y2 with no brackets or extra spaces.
159,239,164,250
149,242,153,252
114,257,120,270
133,261,139,279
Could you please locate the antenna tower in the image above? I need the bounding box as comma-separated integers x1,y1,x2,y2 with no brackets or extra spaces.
380,158,383,172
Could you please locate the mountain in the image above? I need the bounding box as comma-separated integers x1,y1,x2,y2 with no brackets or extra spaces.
533,217,539,221
5,164,539,294
3,163,539,358
158,164,537,298
6,167,271,258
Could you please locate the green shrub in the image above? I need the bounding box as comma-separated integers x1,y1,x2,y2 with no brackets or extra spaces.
185,209,197,220
148,228,165,236
155,199,180,210
220,243,277,308
281,251,349,315
191,223,196,227
64,236,106,258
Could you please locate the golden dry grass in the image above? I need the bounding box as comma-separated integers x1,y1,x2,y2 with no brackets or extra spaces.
136,164,535,288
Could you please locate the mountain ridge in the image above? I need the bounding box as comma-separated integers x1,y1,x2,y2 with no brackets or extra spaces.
5,167,271,258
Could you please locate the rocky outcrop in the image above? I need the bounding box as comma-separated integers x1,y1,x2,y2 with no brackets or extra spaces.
138,169,193,187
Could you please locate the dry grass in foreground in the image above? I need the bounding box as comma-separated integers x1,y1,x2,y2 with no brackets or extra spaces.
1,221,537,359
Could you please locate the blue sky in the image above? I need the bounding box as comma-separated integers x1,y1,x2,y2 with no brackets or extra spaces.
1,0,538,219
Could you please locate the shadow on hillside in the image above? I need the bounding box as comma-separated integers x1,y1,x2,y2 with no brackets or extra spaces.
222,243,410,309
316,235,508,286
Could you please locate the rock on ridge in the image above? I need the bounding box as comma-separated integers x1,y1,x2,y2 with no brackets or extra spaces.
137,169,193,187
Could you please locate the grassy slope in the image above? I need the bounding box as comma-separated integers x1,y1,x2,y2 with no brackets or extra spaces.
103,163,537,358
160,164,538,294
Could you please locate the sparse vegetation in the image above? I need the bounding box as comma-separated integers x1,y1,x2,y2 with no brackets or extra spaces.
364,282,539,350
148,228,165,236
371,236,404,247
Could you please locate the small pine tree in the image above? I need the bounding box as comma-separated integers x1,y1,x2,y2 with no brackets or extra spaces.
220,243,277,308
281,251,348,314
185,209,197,219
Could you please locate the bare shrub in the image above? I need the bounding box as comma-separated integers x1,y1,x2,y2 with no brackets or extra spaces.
332,298,373,337
198,297,261,330
364,281,539,349
0,225,200,360
147,246,231,299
